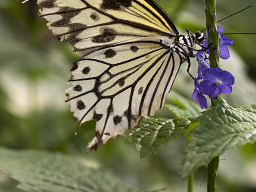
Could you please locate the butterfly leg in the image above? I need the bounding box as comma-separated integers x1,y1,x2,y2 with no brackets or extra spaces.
186,59,195,80
196,42,213,52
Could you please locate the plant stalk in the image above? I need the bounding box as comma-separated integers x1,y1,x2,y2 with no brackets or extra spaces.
207,156,219,192
188,174,194,192
184,123,195,192
204,0,220,191
205,0,219,68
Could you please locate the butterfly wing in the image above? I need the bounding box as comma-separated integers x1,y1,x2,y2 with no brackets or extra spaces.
38,0,182,149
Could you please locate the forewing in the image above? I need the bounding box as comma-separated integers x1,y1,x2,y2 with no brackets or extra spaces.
38,0,178,55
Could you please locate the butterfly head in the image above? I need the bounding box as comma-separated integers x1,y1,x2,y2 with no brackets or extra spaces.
194,31,205,44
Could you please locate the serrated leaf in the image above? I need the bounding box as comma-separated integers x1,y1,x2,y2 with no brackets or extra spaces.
0,148,143,192
180,98,256,179
165,91,202,118
123,117,191,158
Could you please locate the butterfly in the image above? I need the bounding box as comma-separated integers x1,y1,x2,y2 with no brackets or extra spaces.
37,0,204,150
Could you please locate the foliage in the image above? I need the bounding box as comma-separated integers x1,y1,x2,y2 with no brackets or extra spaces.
123,117,190,158
165,91,202,118
180,98,256,179
0,147,143,192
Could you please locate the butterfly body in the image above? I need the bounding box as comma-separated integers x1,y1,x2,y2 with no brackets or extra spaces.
37,0,200,150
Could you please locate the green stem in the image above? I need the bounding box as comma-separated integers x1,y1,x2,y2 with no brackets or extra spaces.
184,124,195,192
204,0,220,191
207,156,219,192
205,0,219,68
188,174,194,192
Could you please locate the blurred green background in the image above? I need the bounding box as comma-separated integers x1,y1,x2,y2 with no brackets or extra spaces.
0,0,256,191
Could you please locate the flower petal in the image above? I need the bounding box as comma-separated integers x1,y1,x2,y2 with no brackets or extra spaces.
219,85,232,94
205,30,208,39
202,41,209,54
203,68,222,81
219,45,230,59
217,26,223,33
194,77,200,88
209,86,220,99
220,34,234,45
197,51,206,63
192,85,208,109
221,71,235,85
197,93,208,109
192,88,198,100
199,80,216,95
198,61,210,79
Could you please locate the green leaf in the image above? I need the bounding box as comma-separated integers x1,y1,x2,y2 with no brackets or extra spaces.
183,120,200,143
0,148,143,192
123,117,191,158
180,98,256,179
165,91,202,118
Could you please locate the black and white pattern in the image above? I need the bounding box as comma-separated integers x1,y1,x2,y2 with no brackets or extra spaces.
37,0,197,150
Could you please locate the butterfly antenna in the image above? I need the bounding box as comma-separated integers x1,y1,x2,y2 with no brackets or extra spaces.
217,5,252,23
222,33,256,35
201,5,252,32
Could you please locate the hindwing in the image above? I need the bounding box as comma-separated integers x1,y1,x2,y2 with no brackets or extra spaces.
65,39,181,149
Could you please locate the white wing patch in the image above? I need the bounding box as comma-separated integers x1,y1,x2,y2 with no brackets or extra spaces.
37,0,184,150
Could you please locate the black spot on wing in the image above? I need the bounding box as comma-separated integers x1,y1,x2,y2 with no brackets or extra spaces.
82,67,91,74
104,49,116,58
77,100,86,110
101,0,132,10
38,0,56,8
73,116,79,122
113,115,122,125
130,46,139,52
138,87,143,94
92,28,116,43
90,12,100,21
91,144,98,151
69,75,74,81
70,62,78,71
93,112,103,122
117,78,125,86
95,131,103,144
90,13,97,20
104,132,110,136
95,131,101,139
123,110,136,125
73,85,82,92
89,131,102,151
66,23,87,45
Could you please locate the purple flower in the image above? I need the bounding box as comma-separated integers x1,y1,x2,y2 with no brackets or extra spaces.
192,78,208,109
199,68,234,99
196,51,210,79
202,26,234,59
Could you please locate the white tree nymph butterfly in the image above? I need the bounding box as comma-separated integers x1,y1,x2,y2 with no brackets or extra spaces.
37,0,204,150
